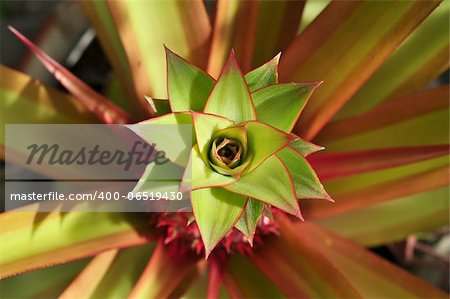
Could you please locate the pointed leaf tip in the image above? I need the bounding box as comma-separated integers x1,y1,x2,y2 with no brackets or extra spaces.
204,51,256,123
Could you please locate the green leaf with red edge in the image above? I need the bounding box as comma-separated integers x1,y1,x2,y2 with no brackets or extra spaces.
0,209,154,278
0,258,89,299
225,254,286,298
279,1,441,140
59,250,119,299
182,145,235,192
166,47,215,112
248,213,362,298
204,52,257,124
235,198,264,245
0,66,97,149
304,155,448,222
337,1,450,119
245,54,280,92
289,137,324,157
252,83,321,133
191,112,234,163
291,220,448,298
127,112,193,166
315,86,449,151
106,1,211,100
310,145,450,181
318,186,449,247
277,147,332,201
224,155,301,219
129,240,199,299
8,26,134,124
81,1,143,117
244,121,294,173
191,188,246,257
207,0,259,77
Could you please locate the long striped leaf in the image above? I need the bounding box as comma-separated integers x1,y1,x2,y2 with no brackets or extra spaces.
305,164,448,219
316,85,449,148
81,1,143,117
9,26,133,124
107,0,211,100
208,0,259,77
0,208,154,278
280,1,441,139
0,258,89,298
59,250,119,299
299,221,448,298
336,1,450,119
310,145,449,181
248,213,362,298
128,240,199,299
1,66,97,143
317,186,449,247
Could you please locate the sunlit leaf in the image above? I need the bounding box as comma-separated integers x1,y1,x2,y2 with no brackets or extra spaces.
252,83,321,132
280,1,441,139
245,54,280,92
191,112,234,163
235,198,264,244
224,155,301,219
204,52,256,124
245,121,293,173
182,145,235,191
192,188,246,256
290,138,324,157
277,147,331,201
166,47,215,112
127,112,193,166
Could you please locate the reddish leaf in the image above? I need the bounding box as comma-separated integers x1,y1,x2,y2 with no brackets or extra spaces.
316,85,449,144
280,1,441,139
304,164,449,219
297,221,448,299
59,250,118,299
128,240,199,299
208,0,259,77
310,145,449,181
8,26,134,124
248,212,362,298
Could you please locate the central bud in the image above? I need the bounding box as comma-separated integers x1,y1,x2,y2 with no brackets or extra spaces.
211,137,242,168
